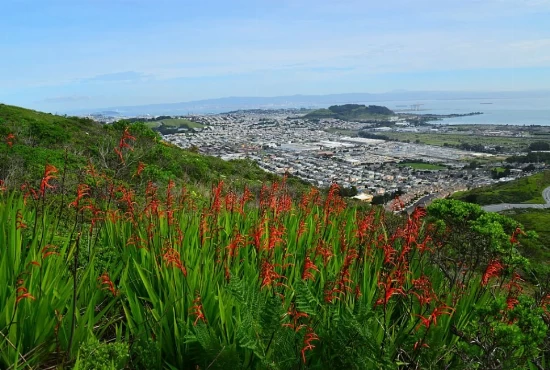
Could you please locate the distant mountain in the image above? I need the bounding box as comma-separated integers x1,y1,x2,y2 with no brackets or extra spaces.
72,90,550,116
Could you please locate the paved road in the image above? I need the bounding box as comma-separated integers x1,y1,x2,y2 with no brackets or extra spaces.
405,193,438,214
482,186,550,213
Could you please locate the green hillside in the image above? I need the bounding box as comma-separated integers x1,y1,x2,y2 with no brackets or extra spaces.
144,118,205,134
452,170,550,205
0,104,278,190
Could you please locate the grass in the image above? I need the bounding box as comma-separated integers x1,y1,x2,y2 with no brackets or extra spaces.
397,162,446,170
145,118,205,130
382,131,547,151
157,118,205,129
452,170,550,205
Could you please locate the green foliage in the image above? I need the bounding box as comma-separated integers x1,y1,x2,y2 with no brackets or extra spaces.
75,339,129,370
528,141,550,151
427,199,529,267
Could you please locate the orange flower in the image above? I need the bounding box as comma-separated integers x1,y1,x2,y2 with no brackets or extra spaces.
16,209,27,230
301,327,319,363
134,161,146,177
98,272,118,297
40,164,58,196
481,259,504,286
190,293,207,325
260,260,285,289
162,247,187,276
301,256,319,281
69,183,90,209
15,284,35,305
42,244,60,259
6,133,15,148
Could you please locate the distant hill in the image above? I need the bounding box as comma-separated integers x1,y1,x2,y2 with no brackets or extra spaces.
65,90,550,116
305,104,394,121
0,103,280,191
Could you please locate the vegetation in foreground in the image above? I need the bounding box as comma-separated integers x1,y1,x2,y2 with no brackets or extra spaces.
0,157,549,369
452,170,550,205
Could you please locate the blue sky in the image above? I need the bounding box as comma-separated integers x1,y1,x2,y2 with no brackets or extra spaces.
1,0,550,112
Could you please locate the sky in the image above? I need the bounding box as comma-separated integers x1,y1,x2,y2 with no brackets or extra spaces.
1,0,550,112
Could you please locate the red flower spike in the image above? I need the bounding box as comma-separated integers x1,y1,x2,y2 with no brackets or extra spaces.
98,272,119,297
301,328,319,363
190,293,207,325
481,259,504,286
16,209,27,230
162,247,188,276
6,133,16,148
69,183,90,209
40,164,58,196
134,161,146,177
301,256,320,281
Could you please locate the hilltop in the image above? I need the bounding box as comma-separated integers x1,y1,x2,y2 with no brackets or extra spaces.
305,104,394,121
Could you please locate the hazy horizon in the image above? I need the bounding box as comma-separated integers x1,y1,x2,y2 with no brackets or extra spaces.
1,0,550,112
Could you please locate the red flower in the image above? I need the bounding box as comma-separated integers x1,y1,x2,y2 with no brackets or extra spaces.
16,286,36,304
40,164,58,196
282,304,309,332
98,272,119,297
69,183,90,209
506,297,519,310
5,133,15,148
481,259,504,286
260,260,285,289
301,256,319,281
16,209,27,230
114,127,136,163
510,227,526,245
190,293,207,325
134,161,146,177
162,247,188,276
42,244,60,258
301,327,319,363
375,275,405,307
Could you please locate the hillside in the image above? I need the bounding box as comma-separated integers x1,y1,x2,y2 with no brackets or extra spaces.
0,103,283,191
452,170,550,205
305,104,394,121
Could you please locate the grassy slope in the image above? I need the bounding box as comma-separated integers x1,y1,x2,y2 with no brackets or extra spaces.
0,103,278,190
502,208,550,276
397,162,446,170
145,118,205,129
452,170,550,205
382,131,547,151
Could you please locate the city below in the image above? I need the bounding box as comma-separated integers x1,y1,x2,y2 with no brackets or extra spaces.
88,107,550,209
